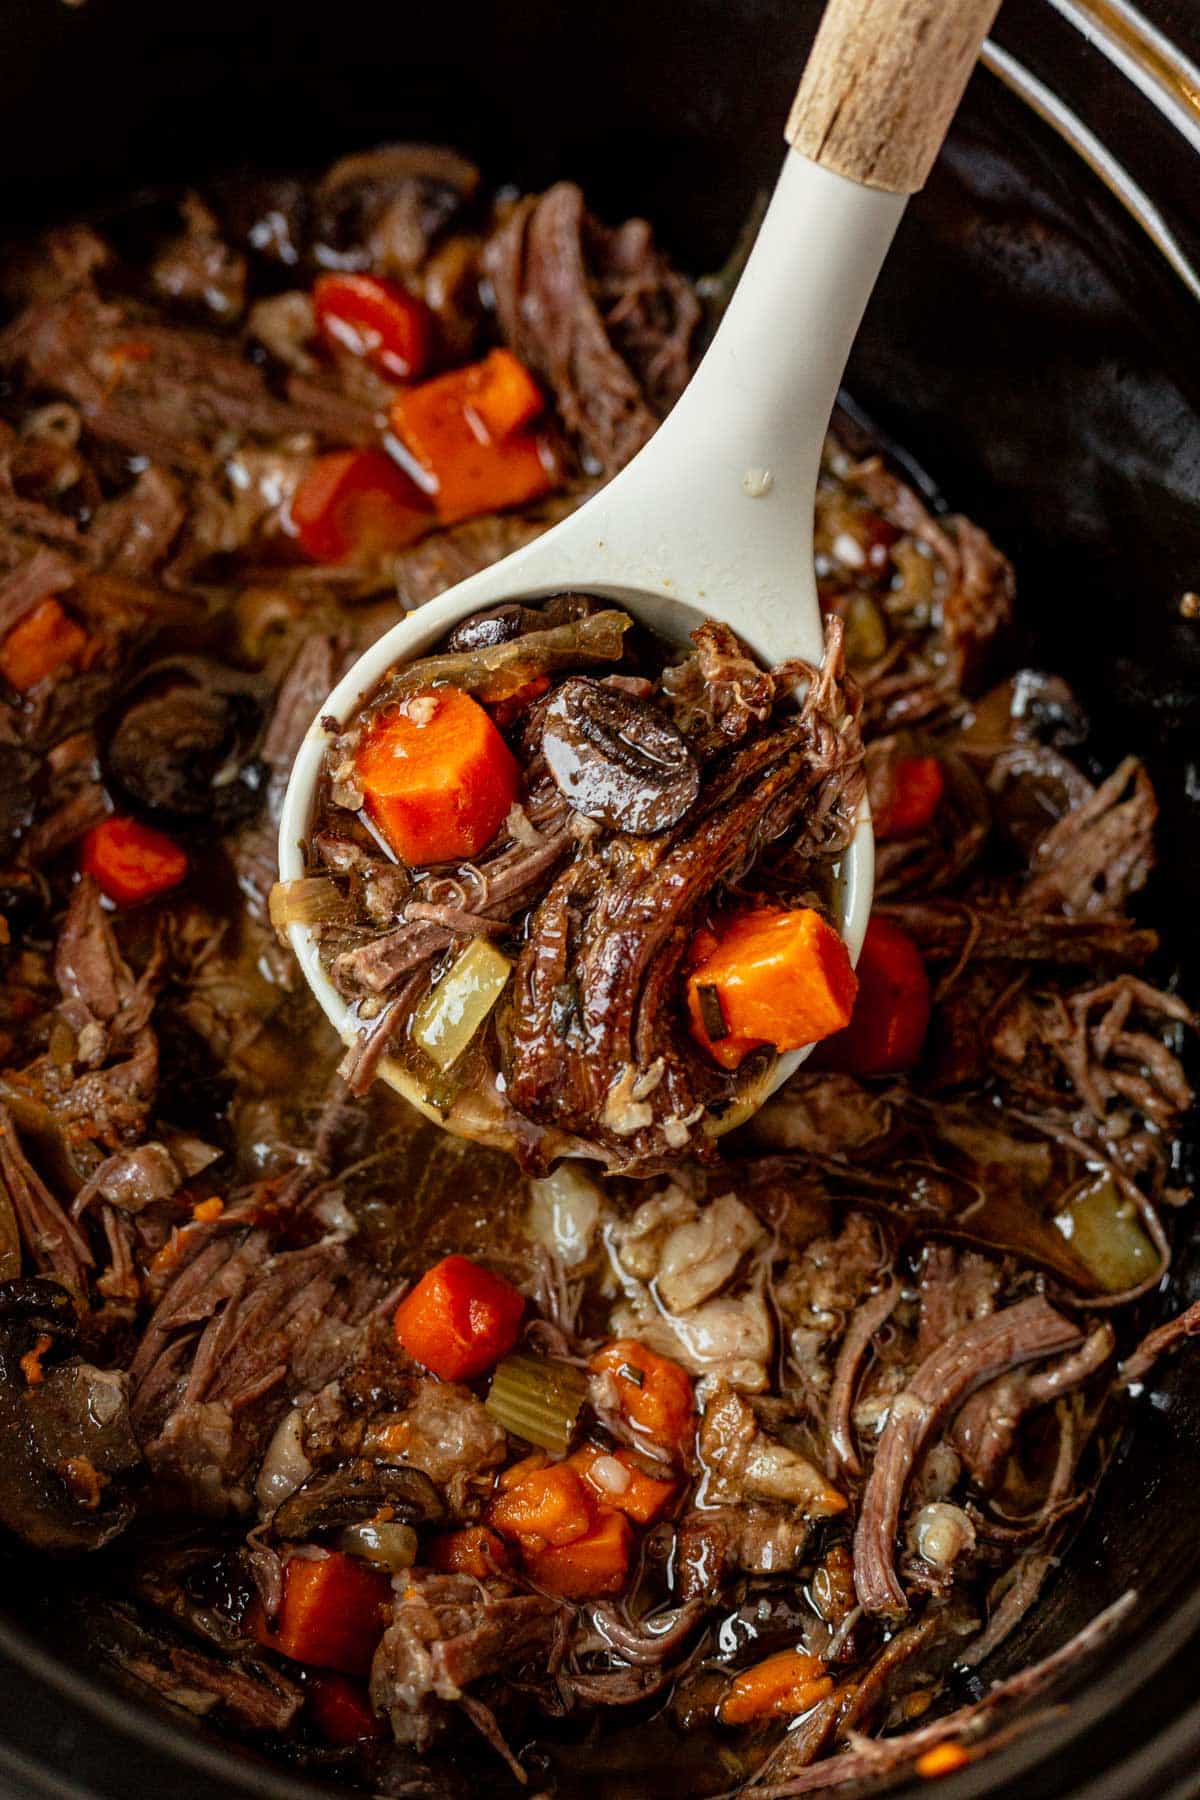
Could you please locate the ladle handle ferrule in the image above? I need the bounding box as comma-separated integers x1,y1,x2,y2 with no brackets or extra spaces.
787,0,1003,194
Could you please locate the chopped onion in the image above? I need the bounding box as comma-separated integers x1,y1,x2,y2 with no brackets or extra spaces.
910,1501,975,1568
255,1408,311,1514
410,937,512,1072
485,1352,589,1455
588,1454,631,1497
339,1521,418,1572
528,1164,601,1268
268,876,352,931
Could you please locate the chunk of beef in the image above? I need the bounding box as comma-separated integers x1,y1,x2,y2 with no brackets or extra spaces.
951,1322,1114,1491
392,510,557,608
0,546,80,638
370,1570,565,1752
3,291,374,474
150,194,247,321
94,1603,302,1731
360,1380,507,1513
698,1382,846,1515
88,468,187,578
131,1230,386,1516
659,621,775,759
1022,756,1156,916
675,1503,816,1597
484,182,698,475
748,1072,893,1155
228,634,342,938
879,900,1158,968
853,1297,1082,1616
0,1108,94,1292
10,879,162,1169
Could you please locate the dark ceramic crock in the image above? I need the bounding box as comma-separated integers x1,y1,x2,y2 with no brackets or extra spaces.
1,0,1198,1793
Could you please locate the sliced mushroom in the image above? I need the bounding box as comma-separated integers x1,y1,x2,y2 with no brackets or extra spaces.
103,656,266,831
0,1278,142,1552
541,676,700,834
270,1457,444,1540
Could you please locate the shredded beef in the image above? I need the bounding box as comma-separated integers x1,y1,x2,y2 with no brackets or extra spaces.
370,1571,565,1750
484,182,698,474
502,621,864,1171
854,1298,1083,1616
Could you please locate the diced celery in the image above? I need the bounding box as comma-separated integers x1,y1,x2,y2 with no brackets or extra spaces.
1053,1170,1160,1295
485,1352,589,1455
410,937,512,1072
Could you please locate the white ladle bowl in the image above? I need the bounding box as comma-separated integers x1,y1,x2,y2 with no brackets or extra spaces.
279,0,1001,1154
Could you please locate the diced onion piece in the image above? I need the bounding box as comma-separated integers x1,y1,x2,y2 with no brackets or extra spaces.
338,1522,419,1572
588,1454,632,1497
485,1352,589,1455
269,876,353,930
410,938,512,1072
255,1408,312,1513
528,1164,602,1269
1053,1170,1160,1294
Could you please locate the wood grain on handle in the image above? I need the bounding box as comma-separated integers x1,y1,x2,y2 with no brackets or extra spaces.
787,0,1002,194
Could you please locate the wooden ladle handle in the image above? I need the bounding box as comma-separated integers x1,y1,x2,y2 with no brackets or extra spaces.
787,0,1002,194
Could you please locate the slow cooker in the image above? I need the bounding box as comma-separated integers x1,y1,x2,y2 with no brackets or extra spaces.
1,0,1198,1793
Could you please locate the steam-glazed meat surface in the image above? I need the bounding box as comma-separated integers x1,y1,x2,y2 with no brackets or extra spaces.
0,145,1195,1798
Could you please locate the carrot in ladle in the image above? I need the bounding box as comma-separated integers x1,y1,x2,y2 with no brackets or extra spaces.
686,906,857,1071
354,686,520,866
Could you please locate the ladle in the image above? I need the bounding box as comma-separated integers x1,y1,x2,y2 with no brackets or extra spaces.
279,0,1002,1154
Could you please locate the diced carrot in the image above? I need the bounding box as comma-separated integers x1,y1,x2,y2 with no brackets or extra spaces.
487,1461,594,1550
306,1672,386,1745
915,1743,971,1778
427,1526,511,1578
252,1551,391,1676
873,753,944,840
355,686,520,867
20,1333,52,1388
524,1509,633,1599
496,1451,550,1491
811,914,931,1076
313,273,433,382
589,1341,695,1453
0,597,90,692
686,906,857,1072
390,350,557,525
719,1648,834,1726
393,1254,524,1381
191,1197,224,1223
459,349,546,441
290,449,432,565
570,1442,677,1525
81,817,187,907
